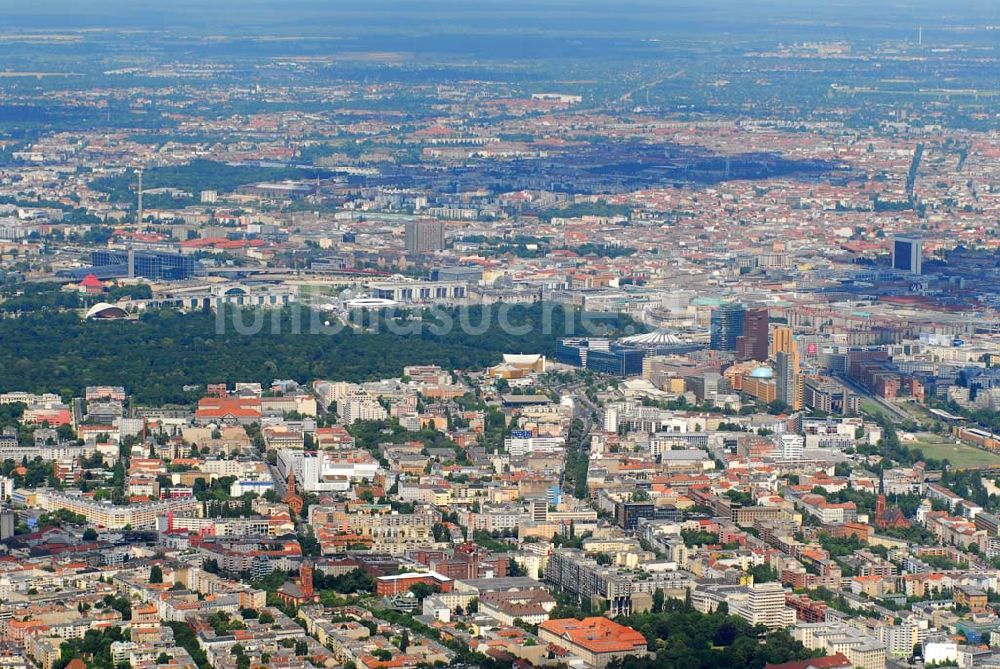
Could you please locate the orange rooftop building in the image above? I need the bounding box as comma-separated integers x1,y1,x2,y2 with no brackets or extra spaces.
537,617,648,668
194,397,262,425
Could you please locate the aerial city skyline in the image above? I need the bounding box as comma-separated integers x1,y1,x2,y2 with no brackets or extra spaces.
0,2,997,669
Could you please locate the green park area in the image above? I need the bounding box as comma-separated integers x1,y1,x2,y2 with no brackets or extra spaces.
906,434,1000,469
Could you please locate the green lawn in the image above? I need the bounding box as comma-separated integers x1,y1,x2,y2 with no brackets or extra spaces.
906,435,1000,469
860,399,883,416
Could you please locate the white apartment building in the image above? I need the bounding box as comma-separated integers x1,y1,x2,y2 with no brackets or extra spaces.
779,434,805,461
201,459,248,477
277,449,380,492
314,381,357,408
795,621,887,669
0,392,61,406
734,582,796,629
503,434,565,458
229,464,276,497
340,397,388,424
36,491,200,529
873,618,928,657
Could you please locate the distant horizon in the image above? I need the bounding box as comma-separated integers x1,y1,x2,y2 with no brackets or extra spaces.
0,0,995,37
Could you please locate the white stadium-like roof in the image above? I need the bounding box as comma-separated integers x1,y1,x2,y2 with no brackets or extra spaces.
502,354,544,366
346,297,399,309
618,329,684,346
85,302,129,319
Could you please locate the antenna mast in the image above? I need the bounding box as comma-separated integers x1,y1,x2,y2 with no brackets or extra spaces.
136,167,143,225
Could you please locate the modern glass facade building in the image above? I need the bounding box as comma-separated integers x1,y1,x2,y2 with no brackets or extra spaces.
586,347,645,377
92,250,196,281
556,338,644,377
710,302,745,351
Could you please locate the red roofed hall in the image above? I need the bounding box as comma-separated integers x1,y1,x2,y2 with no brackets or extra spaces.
764,653,852,669
537,617,648,668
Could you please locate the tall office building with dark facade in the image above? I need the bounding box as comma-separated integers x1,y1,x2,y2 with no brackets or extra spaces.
404,220,445,254
736,308,770,361
892,235,922,274
710,302,745,352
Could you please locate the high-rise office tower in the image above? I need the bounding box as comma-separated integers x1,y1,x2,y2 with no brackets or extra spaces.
404,219,445,254
736,308,769,361
710,302,745,352
775,346,803,411
770,325,795,359
893,235,922,274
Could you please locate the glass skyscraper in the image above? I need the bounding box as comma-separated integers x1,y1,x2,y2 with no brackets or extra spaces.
710,302,745,351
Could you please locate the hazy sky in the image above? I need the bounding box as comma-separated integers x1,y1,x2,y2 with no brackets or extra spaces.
0,0,996,34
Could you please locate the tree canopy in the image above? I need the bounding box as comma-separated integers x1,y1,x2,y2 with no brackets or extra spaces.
0,304,638,405
610,601,818,669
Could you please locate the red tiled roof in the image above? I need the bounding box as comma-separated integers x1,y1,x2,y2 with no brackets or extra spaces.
539,617,646,655
195,397,262,419
764,653,852,669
